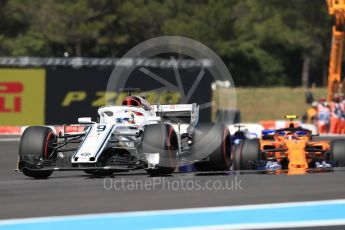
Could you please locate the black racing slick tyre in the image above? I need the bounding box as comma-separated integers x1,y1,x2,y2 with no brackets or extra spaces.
19,126,56,179
233,139,260,170
192,123,232,171
331,140,345,167
139,124,178,176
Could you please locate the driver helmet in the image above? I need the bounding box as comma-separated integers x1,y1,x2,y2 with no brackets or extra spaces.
115,111,135,124
285,131,298,140
122,96,141,107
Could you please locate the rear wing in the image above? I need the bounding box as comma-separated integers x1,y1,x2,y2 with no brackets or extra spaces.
152,103,199,125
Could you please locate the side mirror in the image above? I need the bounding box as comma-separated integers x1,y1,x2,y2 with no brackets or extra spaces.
78,117,95,124
142,117,161,126
146,117,161,122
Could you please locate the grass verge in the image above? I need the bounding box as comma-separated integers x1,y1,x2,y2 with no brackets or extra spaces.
215,87,327,122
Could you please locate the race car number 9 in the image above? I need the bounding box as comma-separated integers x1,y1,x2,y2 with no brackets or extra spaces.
97,125,106,132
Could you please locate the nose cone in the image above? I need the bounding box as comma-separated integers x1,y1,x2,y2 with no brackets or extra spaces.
285,140,308,170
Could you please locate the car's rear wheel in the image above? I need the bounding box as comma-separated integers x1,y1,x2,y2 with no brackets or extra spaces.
139,124,178,176
19,126,56,179
331,140,345,166
192,123,232,171
233,139,260,170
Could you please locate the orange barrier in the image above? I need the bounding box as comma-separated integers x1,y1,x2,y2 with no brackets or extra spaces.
259,120,276,130
259,120,300,130
0,126,21,135
0,125,85,135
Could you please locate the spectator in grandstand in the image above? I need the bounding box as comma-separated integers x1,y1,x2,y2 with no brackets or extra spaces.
340,93,345,134
305,87,314,105
306,101,318,124
330,94,344,134
317,99,330,134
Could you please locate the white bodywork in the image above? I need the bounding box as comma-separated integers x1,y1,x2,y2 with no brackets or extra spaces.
71,103,199,164
228,123,264,139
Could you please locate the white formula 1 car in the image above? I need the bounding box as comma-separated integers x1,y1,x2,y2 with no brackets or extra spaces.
18,95,231,178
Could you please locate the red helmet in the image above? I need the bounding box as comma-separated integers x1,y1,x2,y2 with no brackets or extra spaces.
122,96,141,107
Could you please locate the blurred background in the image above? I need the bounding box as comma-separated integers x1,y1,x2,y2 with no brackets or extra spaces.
0,0,332,125
2,2,345,226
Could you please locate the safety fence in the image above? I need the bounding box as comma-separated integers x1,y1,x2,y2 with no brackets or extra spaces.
0,67,213,125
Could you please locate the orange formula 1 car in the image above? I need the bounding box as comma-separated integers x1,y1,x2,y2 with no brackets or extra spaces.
233,115,345,174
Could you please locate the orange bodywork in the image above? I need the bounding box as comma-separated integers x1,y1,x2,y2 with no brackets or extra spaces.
327,0,345,101
260,130,330,174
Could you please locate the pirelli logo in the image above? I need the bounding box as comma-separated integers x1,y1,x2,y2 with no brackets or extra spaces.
0,69,45,125
0,82,23,112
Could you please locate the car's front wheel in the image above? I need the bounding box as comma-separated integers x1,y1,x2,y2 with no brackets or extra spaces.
139,124,178,176
19,126,56,179
331,140,345,166
233,139,260,170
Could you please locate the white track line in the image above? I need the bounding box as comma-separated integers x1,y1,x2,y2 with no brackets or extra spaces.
159,220,345,230
1,199,345,225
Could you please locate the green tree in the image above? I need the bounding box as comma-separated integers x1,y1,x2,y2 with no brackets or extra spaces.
2,0,121,56
0,0,333,87
228,0,330,86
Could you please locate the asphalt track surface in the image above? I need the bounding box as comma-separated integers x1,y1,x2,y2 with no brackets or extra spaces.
1,136,345,228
